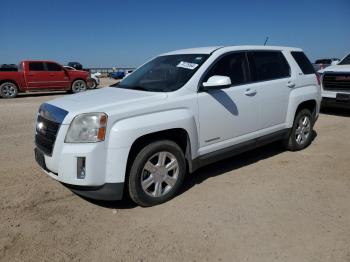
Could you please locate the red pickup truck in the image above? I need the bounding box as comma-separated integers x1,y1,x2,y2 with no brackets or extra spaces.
0,61,90,98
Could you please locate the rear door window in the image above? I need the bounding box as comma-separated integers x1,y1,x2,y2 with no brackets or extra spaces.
29,62,45,71
248,51,290,82
46,62,62,71
291,51,315,74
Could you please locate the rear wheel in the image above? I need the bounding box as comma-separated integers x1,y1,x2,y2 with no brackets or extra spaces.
128,140,186,207
284,109,314,151
0,82,18,98
71,80,87,93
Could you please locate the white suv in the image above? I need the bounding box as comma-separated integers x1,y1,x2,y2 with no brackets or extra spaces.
34,46,321,206
318,53,350,108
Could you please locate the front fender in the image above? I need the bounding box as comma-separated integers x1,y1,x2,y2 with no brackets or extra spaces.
107,109,199,157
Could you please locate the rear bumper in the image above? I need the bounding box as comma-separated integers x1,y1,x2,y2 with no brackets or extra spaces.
62,182,124,200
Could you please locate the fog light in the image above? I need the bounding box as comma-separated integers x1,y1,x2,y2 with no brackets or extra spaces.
77,157,86,179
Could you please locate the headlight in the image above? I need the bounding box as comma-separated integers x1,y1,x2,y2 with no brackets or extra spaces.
65,113,107,143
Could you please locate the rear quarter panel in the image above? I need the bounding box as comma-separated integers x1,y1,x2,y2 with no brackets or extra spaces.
286,84,321,127
0,72,27,91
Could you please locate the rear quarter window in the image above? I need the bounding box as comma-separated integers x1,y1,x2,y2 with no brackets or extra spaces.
291,52,315,74
248,51,290,82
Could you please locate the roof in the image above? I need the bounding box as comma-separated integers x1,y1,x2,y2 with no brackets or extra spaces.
161,45,302,56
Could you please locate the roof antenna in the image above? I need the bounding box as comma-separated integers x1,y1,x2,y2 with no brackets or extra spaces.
264,36,269,46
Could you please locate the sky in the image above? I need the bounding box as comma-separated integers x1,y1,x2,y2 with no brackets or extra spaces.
1,0,350,68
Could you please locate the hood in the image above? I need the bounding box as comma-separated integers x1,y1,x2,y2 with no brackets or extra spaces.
318,64,350,74
47,87,167,124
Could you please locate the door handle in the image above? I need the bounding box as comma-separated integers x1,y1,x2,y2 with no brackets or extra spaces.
287,81,296,88
244,88,257,96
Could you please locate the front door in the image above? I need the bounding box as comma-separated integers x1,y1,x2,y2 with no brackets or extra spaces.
45,62,70,89
197,52,260,152
25,62,50,89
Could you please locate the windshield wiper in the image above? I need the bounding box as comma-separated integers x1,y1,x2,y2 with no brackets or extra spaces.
127,86,150,91
114,84,164,92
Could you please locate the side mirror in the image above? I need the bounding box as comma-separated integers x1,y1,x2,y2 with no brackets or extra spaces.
202,75,231,90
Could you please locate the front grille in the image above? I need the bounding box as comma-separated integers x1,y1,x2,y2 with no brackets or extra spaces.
323,73,350,91
35,115,60,156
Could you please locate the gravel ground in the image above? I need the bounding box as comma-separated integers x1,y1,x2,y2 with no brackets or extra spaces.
1,79,350,262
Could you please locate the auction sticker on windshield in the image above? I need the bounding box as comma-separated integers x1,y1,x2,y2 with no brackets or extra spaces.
177,61,199,70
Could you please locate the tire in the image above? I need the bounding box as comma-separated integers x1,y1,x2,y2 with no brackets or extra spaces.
0,82,18,98
89,79,98,89
284,109,314,151
71,80,87,93
128,140,186,207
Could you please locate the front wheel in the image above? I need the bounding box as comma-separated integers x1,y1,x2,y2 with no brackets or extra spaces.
128,140,186,207
71,80,87,93
0,82,18,98
89,79,98,89
284,109,314,151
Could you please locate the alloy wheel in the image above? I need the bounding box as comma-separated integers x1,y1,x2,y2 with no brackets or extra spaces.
141,151,179,197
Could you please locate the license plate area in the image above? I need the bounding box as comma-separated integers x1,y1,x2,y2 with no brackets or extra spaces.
336,93,350,102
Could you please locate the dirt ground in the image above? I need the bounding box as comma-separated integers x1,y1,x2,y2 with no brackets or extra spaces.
1,79,350,262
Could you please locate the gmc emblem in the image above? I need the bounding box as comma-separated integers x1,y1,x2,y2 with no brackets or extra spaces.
335,76,350,81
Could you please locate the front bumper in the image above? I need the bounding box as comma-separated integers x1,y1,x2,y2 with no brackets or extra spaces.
321,97,350,108
322,91,350,108
35,146,126,201
62,182,124,200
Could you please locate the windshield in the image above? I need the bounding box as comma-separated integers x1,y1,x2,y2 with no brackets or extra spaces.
339,54,350,65
116,54,209,92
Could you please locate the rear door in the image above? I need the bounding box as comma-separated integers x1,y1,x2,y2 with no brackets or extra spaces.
25,62,50,89
45,62,70,89
247,51,292,129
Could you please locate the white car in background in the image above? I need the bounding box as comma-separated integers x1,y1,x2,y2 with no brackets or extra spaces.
64,66,101,89
318,53,350,108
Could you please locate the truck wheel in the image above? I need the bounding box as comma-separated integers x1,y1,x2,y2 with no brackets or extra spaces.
284,109,314,151
128,140,186,207
71,80,87,93
0,82,18,98
89,79,98,89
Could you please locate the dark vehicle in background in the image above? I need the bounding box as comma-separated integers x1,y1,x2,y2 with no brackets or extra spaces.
0,61,89,98
313,58,340,71
0,64,18,72
67,62,83,70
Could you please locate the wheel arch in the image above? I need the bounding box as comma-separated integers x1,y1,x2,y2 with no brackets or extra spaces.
295,99,317,117
0,80,20,90
286,85,320,127
126,128,192,175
